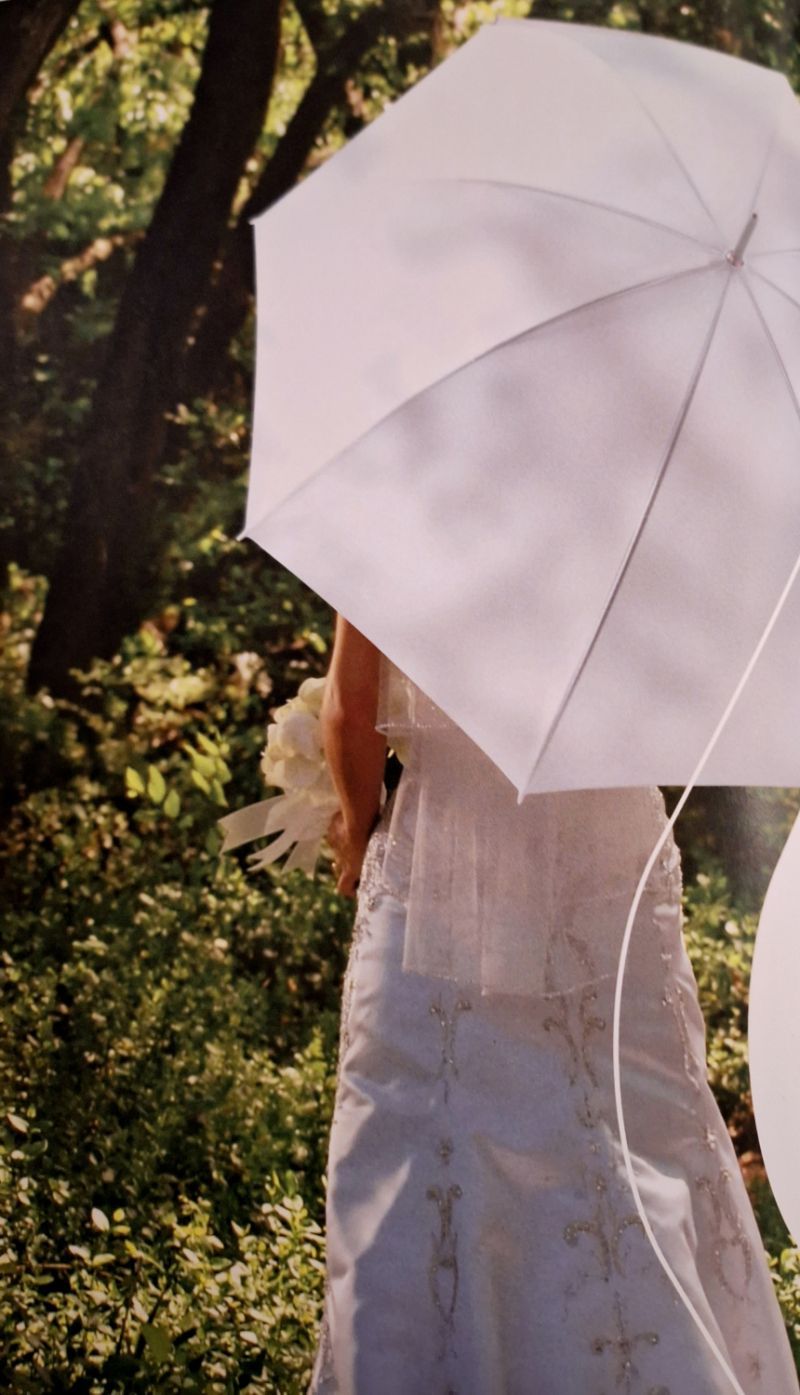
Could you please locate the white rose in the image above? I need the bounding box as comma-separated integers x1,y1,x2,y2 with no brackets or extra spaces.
306,762,338,803
268,708,321,761
260,748,322,791
296,676,326,716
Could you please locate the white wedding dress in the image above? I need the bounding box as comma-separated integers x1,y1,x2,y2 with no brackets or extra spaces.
308,656,799,1395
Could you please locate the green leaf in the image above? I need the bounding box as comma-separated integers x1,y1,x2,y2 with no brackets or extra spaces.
163,789,181,819
210,778,227,808
303,629,327,654
190,769,210,795
141,1323,172,1363
205,826,222,856
191,751,216,779
147,766,166,804
125,766,145,796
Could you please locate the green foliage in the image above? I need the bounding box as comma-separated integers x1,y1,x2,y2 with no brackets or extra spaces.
682,861,800,1361
0,1161,327,1392
682,861,756,1129
0,556,349,1391
10,3,208,248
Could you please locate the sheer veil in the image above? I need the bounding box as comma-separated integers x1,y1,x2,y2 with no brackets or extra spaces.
373,652,676,1000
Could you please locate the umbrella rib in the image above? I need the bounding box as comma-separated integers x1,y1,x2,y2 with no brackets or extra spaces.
740,271,800,433
725,85,785,261
400,175,723,256
645,68,784,253
748,265,800,319
521,266,735,795
558,41,725,244
427,260,718,379
564,29,786,256
241,260,718,543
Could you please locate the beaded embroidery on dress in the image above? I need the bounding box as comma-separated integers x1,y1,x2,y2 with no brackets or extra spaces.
308,656,799,1395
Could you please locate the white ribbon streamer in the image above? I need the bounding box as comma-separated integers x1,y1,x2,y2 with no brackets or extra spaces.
217,787,339,876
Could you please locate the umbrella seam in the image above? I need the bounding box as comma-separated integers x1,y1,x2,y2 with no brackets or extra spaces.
521,24,725,245
740,271,800,432
241,260,722,544
595,40,784,256
497,12,787,256
519,264,735,798
727,79,789,263
599,94,723,247
378,175,723,257
748,265,800,317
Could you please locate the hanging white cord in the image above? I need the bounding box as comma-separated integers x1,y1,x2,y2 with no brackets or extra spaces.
612,544,800,1395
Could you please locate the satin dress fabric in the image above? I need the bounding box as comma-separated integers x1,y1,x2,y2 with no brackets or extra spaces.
307,779,799,1395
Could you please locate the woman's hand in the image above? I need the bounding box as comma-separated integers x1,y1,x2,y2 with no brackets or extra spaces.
326,808,374,898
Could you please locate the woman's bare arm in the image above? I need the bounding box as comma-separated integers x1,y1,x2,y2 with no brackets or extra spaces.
320,612,388,895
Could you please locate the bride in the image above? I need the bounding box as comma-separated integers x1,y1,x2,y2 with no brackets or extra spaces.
309,611,799,1395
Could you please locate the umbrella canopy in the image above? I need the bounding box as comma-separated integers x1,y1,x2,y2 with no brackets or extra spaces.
239,16,800,801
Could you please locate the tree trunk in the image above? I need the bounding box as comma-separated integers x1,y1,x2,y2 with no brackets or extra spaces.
0,116,22,389
0,0,81,380
185,0,443,400
0,0,82,132
27,0,284,698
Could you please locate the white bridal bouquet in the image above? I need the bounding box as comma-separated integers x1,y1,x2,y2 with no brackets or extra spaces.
217,676,342,876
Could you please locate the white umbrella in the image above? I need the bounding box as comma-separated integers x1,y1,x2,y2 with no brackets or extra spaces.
235,18,800,1393
239,15,800,803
